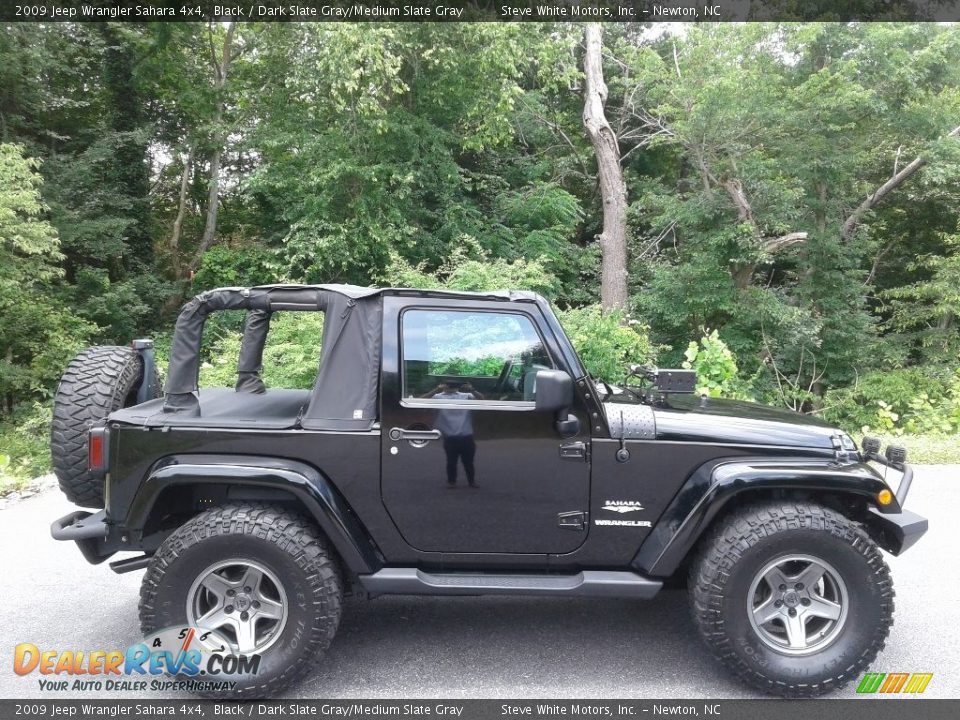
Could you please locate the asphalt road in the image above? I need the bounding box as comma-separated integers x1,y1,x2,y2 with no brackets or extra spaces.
1,467,957,700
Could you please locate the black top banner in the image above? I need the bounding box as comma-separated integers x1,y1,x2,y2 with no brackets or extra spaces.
3,0,960,22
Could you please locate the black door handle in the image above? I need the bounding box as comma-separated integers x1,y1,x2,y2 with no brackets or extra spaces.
389,427,442,442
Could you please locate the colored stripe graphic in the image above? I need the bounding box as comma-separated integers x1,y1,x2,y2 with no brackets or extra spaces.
903,673,933,694
857,672,933,694
880,673,909,693
857,673,885,693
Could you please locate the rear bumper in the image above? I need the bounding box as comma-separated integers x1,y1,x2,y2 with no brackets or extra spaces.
865,506,928,556
50,509,113,565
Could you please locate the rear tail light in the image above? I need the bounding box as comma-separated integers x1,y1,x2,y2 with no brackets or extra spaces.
88,426,108,472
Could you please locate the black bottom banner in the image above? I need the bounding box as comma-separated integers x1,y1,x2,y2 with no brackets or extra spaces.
1,699,958,720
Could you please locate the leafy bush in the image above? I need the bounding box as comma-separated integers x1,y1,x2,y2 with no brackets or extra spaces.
71,268,174,345
380,241,561,299
382,244,653,385
852,432,960,465
0,402,52,492
192,244,281,292
198,312,325,390
823,366,960,436
682,329,750,399
557,305,655,383
1,143,96,410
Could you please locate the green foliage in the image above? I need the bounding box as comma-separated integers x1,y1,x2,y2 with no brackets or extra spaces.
624,23,960,390
883,227,960,362
0,144,61,274
446,255,560,298
244,24,588,287
823,366,960,436
682,330,747,398
198,313,324,390
429,357,505,378
192,245,281,292
0,402,52,491
380,241,562,299
851,432,960,465
70,269,172,344
0,144,95,410
2,21,960,481
557,306,656,383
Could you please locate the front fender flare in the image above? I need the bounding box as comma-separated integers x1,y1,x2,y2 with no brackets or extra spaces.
124,454,382,574
632,458,892,578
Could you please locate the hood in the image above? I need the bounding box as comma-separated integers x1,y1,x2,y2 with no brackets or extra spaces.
608,393,840,450
654,395,839,449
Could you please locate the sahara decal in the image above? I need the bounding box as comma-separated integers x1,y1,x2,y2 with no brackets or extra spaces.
601,501,645,514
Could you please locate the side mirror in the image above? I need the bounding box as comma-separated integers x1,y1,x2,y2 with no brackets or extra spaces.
534,370,573,413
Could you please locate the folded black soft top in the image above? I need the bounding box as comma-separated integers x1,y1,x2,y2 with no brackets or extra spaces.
162,284,543,432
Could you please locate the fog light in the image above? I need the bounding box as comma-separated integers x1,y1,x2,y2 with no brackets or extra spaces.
877,489,893,506
862,436,881,454
885,444,907,465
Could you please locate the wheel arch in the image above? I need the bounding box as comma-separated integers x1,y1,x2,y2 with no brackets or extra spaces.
125,454,383,575
632,457,892,579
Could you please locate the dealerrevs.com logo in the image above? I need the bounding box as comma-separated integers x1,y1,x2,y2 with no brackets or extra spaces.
13,627,260,694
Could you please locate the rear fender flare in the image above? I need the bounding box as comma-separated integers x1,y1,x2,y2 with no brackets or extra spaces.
632,458,892,577
125,454,382,574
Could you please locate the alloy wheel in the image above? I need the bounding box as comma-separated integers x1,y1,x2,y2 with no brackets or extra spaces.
186,559,288,655
747,554,848,656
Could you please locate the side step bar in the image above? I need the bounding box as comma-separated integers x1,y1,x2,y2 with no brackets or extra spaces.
358,569,662,599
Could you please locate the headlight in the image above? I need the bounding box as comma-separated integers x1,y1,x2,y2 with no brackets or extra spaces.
839,433,857,452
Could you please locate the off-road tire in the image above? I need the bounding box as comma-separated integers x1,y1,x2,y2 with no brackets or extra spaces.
689,502,894,697
139,504,343,699
50,346,158,508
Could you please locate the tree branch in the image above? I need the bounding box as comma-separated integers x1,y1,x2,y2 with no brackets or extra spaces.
762,231,808,254
842,124,960,242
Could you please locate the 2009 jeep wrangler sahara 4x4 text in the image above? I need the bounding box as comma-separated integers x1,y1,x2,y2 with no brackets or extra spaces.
49,284,927,698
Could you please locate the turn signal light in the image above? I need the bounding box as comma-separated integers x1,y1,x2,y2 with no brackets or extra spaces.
877,489,893,506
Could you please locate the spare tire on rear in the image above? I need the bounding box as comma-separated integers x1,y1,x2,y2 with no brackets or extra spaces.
51,346,160,508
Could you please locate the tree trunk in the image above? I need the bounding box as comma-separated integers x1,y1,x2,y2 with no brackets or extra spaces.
191,22,236,273
582,23,628,313
169,146,193,279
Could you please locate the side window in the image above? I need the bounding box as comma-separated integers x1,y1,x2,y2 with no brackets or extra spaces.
402,310,553,403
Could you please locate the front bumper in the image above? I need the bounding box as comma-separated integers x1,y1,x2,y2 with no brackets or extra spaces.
859,457,927,554
865,506,928,556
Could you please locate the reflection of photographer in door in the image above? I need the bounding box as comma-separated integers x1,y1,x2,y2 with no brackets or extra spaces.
428,381,483,488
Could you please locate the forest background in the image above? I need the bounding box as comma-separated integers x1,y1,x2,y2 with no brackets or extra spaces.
2,21,959,487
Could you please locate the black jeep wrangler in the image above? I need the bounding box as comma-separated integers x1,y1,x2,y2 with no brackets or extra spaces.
50,284,927,698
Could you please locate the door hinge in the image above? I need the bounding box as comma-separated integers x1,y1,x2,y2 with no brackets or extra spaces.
557,510,588,531
559,441,588,461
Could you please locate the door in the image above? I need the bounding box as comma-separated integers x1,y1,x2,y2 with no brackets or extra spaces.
380,299,591,554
